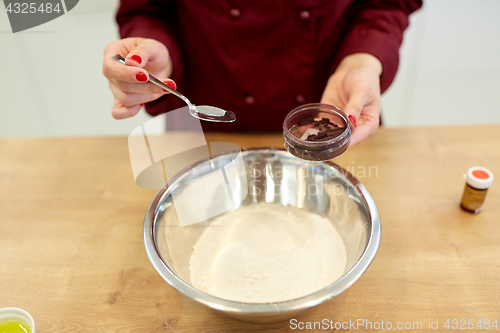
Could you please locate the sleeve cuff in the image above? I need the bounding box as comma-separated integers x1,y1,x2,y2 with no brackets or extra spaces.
330,28,401,93
118,15,184,85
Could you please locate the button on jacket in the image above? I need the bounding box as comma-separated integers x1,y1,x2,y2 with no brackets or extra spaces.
117,0,422,132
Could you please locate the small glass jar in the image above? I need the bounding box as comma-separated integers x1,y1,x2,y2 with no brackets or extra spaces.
283,103,351,161
460,166,494,213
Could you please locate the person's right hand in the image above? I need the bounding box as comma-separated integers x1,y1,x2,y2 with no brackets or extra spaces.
103,38,176,119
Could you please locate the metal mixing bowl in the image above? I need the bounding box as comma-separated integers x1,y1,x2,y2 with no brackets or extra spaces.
143,148,381,324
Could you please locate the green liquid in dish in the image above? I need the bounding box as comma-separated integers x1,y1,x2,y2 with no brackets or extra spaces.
0,321,31,333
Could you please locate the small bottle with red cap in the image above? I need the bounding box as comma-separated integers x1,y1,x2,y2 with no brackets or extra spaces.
460,166,494,213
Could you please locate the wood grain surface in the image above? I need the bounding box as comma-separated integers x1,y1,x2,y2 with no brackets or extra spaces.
1,125,499,332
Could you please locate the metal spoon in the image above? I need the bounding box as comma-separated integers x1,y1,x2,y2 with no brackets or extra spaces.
111,54,236,123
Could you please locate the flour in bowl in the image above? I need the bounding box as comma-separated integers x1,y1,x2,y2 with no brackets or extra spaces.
188,203,347,303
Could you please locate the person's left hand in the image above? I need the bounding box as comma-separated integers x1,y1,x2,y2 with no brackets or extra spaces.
320,53,383,146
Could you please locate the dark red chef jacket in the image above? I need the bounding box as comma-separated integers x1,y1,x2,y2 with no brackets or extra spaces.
116,0,422,132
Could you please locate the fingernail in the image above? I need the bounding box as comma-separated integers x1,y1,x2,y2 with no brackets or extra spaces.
130,55,142,64
136,72,148,82
163,80,177,91
349,115,357,128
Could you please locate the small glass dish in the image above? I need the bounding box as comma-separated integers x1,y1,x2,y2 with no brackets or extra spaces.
0,307,35,333
283,103,351,161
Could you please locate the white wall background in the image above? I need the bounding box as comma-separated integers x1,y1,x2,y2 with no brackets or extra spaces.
381,0,500,127
0,0,151,137
1,0,499,138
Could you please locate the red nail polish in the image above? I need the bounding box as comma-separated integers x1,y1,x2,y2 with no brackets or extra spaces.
130,55,142,64
140,103,144,107
349,115,357,128
136,72,148,82
165,81,177,90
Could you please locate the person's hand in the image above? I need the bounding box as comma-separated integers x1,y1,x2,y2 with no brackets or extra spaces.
320,53,382,146
103,38,176,119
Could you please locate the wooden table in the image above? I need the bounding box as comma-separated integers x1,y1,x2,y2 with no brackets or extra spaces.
1,126,499,332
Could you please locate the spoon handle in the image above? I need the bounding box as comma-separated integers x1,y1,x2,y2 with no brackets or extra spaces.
110,54,236,123
111,54,194,109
